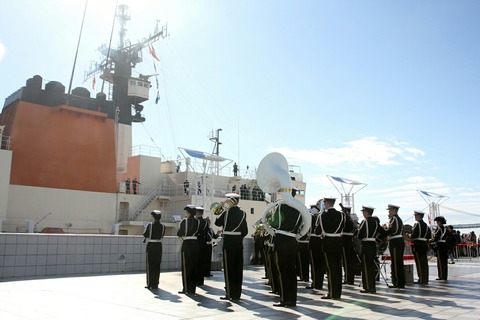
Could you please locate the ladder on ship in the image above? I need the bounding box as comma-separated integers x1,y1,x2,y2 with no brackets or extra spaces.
128,185,165,221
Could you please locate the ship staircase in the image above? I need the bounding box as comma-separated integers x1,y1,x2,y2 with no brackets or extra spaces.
128,185,171,221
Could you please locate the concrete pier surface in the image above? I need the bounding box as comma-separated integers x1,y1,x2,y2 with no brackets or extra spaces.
1,259,479,319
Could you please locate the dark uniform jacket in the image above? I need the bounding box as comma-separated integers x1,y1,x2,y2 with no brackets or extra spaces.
144,221,165,252
315,207,345,252
433,225,450,243
177,216,200,240
411,220,431,253
270,204,302,236
385,215,404,239
358,217,385,242
214,206,248,249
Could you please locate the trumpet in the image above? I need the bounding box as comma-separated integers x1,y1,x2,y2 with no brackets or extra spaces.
210,197,239,215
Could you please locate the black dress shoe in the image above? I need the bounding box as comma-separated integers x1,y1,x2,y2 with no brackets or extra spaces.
178,291,186,294
360,289,376,294
273,302,296,307
206,274,213,277
388,285,404,289
273,302,287,307
306,285,314,289
321,295,332,299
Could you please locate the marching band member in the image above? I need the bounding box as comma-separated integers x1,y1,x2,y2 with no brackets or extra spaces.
307,202,325,290
214,193,248,301
316,197,345,300
270,201,305,307
432,216,450,280
203,217,219,277
296,223,310,283
195,206,208,286
177,205,200,295
265,225,279,295
384,204,405,289
143,210,165,290
252,224,265,265
340,204,357,285
410,210,432,284
358,206,385,294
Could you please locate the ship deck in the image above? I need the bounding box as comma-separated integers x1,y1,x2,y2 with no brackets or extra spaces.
1,258,479,319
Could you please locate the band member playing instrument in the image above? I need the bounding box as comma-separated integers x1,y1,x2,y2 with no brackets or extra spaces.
384,204,405,289
269,202,305,307
409,210,432,284
252,225,265,265
265,230,279,294
316,197,345,300
296,228,310,283
203,217,218,277
432,216,450,280
262,210,279,294
195,206,208,286
143,210,165,290
307,202,325,290
177,205,200,295
214,193,248,301
358,206,385,294
340,204,358,285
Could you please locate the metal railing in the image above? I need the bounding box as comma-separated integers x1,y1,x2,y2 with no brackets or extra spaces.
1,135,11,150
129,184,171,221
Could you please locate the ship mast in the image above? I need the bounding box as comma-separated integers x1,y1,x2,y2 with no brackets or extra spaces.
84,4,167,173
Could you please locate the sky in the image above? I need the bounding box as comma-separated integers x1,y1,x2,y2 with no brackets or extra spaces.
1,0,479,233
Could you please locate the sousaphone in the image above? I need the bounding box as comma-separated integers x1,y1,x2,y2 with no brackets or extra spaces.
256,152,311,238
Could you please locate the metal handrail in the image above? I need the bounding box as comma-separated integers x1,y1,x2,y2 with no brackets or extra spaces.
1,136,12,150
129,184,164,220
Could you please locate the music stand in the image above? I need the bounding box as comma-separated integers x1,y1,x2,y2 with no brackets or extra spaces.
375,255,390,287
359,242,390,288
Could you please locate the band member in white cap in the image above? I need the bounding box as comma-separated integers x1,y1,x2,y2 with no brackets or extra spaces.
358,206,385,293
410,210,432,284
384,204,405,289
177,205,200,295
215,193,248,301
315,197,345,300
143,210,165,289
432,216,450,280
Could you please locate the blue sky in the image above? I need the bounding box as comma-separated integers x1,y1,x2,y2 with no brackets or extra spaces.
1,0,479,231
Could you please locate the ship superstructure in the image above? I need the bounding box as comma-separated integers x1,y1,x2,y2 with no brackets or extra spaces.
0,5,307,236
